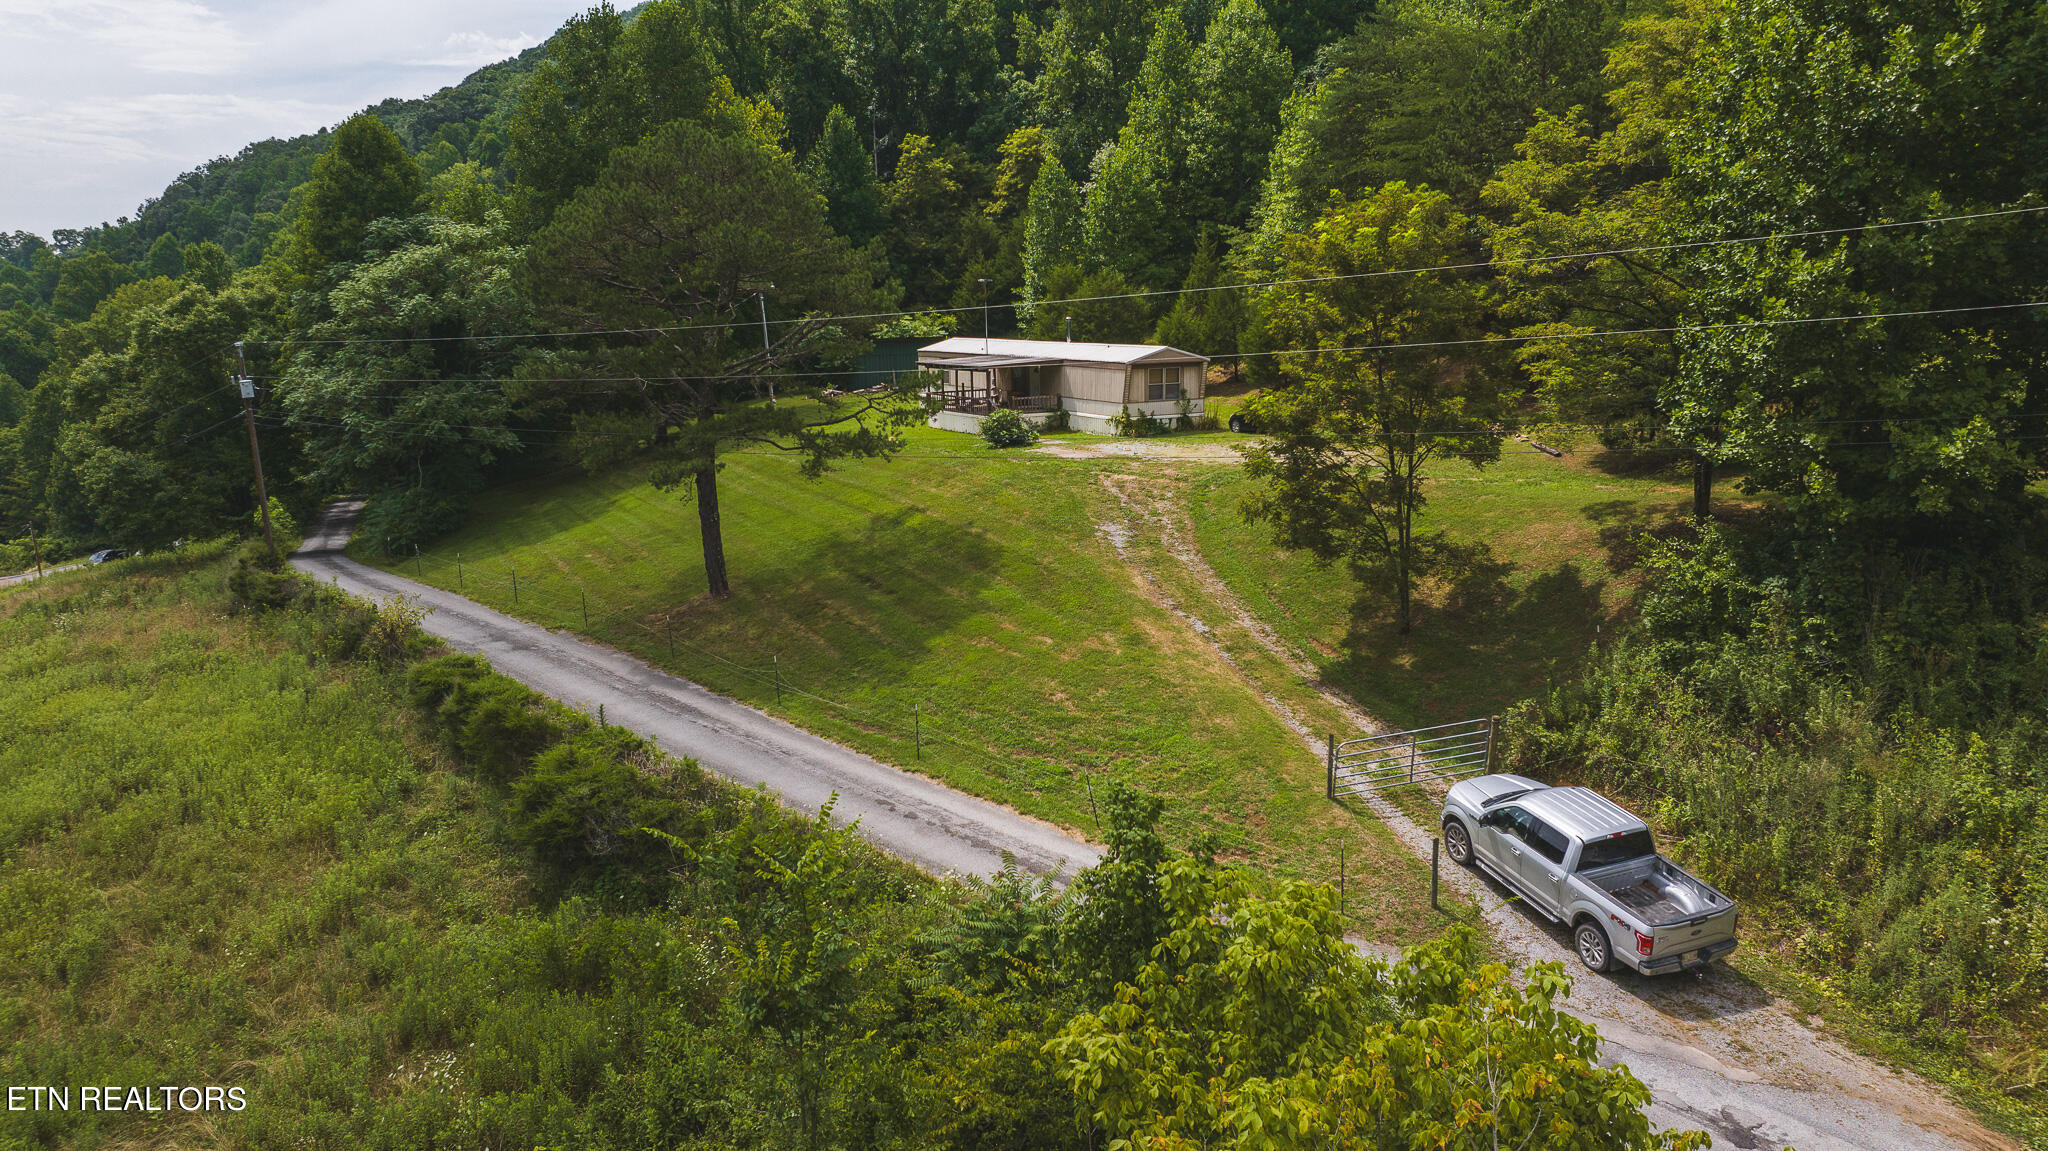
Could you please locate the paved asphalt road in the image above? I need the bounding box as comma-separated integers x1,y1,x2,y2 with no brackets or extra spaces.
294,501,2013,1151
291,501,1100,882
0,560,83,587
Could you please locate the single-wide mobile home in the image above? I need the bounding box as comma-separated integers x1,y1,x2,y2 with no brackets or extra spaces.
917,337,1208,436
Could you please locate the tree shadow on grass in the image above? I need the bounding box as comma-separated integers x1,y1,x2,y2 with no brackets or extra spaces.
1321,541,1611,729
661,507,1005,698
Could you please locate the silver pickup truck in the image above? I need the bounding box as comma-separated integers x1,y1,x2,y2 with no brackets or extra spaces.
1441,774,1739,975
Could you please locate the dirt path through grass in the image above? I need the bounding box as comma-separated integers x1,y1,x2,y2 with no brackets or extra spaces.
1097,463,2021,1151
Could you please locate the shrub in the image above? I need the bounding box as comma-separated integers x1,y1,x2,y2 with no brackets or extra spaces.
227,539,301,610
308,585,431,666
1109,405,1168,437
511,729,685,875
1040,406,1071,434
426,670,558,783
980,408,1039,448
406,653,492,712
251,497,302,552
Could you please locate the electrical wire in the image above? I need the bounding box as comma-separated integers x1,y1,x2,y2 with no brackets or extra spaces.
237,297,2048,400
242,203,2048,348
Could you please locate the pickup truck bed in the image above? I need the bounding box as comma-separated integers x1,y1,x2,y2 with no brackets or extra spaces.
1589,856,1732,926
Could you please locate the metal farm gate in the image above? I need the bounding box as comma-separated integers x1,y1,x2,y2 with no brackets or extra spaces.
1326,716,1498,799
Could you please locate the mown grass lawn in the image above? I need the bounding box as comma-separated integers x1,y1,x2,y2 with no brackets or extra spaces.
1188,445,1701,730
359,427,1459,943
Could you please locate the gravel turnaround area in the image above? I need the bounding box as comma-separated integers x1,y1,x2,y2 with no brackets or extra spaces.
297,501,2016,1151
292,501,1100,883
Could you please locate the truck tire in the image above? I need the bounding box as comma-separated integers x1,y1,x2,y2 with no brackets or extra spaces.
1574,920,1615,974
1228,413,1248,433
1443,819,1474,865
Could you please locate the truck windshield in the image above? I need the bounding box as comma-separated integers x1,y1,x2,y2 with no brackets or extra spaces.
1577,829,1655,870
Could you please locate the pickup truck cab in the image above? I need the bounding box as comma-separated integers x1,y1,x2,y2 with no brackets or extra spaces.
1441,774,1739,975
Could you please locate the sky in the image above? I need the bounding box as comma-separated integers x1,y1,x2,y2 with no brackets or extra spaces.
0,0,596,238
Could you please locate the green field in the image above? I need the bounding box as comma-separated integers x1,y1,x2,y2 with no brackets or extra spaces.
0,551,543,1146
357,426,1706,940
1189,444,1701,730
360,428,1471,941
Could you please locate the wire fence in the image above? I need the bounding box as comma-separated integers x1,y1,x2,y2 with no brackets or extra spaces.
345,544,1490,923
371,544,1117,834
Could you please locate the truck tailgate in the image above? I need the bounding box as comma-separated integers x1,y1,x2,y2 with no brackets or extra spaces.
1650,906,1738,963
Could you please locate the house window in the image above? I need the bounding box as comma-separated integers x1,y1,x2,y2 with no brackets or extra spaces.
1145,365,1183,401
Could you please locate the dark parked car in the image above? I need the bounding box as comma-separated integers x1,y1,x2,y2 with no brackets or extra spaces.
88,549,127,564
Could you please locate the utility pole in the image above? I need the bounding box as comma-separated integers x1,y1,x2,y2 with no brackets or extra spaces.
1065,315,1073,342
978,277,991,352
25,521,41,578
757,289,776,404
234,341,275,553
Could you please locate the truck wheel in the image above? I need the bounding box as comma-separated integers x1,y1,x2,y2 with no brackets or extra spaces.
1575,921,1614,974
1443,819,1473,865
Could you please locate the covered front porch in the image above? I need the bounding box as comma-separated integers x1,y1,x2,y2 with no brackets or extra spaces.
928,357,1059,415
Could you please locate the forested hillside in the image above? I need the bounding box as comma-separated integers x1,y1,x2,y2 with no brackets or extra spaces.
2,0,2046,1127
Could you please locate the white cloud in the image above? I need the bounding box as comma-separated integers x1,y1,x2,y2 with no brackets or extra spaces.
409,30,537,69
0,91,350,227
0,0,591,234
0,0,251,75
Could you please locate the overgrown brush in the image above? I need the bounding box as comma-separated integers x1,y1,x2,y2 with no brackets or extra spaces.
1506,527,2048,1106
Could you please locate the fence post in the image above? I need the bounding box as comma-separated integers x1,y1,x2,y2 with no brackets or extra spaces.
1408,732,1419,784
510,561,518,606
914,702,921,759
1485,715,1499,771
665,618,674,656
1326,733,1337,800
774,655,783,704
580,587,589,628
456,552,463,592
1431,837,1440,910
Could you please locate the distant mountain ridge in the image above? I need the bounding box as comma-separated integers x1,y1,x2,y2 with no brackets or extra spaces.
15,38,555,268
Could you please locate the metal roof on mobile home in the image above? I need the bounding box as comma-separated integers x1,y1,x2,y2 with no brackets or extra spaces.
917,337,1206,366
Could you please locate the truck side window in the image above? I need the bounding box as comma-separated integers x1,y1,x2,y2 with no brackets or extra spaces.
1526,817,1569,865
1492,807,1533,843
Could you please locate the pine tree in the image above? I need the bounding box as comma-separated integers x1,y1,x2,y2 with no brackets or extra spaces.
1081,10,1197,288
1021,151,1083,307
1188,0,1293,225
1154,229,1245,360
807,106,885,244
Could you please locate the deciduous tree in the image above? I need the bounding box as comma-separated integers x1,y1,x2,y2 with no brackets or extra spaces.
526,120,918,599
282,114,422,278
1241,183,1501,634
282,217,530,553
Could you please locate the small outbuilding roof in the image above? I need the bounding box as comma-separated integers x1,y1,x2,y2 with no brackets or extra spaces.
918,337,1206,366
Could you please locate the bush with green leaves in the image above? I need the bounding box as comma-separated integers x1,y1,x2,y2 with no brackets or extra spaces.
225,538,301,610
1508,526,2048,1099
980,407,1040,448
511,727,688,875
1048,869,1703,1151
1108,404,1168,437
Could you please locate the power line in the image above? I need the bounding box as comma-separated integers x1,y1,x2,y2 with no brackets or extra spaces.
238,297,2048,400
1238,299,2048,360
242,204,2048,348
